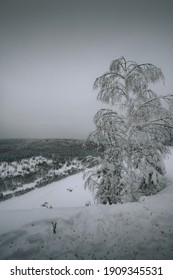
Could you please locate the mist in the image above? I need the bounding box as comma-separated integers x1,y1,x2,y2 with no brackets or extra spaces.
0,0,173,139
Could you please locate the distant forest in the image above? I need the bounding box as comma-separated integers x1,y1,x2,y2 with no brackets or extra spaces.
0,139,99,162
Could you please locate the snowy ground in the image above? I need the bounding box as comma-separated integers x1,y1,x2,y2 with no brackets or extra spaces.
0,154,173,260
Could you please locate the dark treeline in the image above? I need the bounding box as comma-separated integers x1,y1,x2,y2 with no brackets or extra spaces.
0,139,98,163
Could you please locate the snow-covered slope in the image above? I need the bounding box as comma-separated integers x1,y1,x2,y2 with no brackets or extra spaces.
0,154,173,260
0,156,53,179
0,172,94,211
0,156,84,198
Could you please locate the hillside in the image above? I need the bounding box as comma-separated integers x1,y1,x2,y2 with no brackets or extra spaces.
0,138,98,162
0,156,84,200
0,138,98,200
0,152,172,260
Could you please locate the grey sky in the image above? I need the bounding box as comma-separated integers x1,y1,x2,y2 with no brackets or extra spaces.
0,0,173,139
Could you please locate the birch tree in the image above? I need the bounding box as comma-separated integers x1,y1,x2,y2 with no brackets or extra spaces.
84,57,173,204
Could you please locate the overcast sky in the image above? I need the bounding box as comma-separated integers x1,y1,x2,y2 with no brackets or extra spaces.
0,0,173,139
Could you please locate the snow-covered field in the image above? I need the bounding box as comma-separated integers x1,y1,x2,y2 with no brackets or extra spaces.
0,153,173,259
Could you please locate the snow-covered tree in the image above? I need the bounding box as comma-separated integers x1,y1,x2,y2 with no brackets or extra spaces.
85,57,173,204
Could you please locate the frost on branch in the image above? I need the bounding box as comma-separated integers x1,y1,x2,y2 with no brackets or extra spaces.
85,57,173,204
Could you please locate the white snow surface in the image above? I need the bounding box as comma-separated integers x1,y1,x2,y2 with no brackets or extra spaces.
0,153,173,259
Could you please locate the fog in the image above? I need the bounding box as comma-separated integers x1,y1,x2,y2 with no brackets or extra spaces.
0,0,173,139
